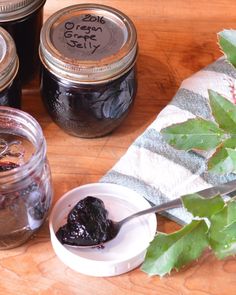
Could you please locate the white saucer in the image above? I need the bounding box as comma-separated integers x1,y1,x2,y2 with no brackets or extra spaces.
49,183,157,277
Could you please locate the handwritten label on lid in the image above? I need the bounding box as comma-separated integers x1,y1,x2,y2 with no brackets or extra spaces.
51,14,126,61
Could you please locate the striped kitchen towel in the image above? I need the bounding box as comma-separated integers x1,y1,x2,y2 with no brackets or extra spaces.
100,57,236,225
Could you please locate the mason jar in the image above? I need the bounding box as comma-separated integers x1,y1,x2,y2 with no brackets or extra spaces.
0,27,21,108
0,106,53,249
0,0,46,84
39,4,138,138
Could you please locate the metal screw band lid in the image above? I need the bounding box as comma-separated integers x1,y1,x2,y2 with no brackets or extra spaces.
0,0,46,22
39,3,138,84
0,27,19,91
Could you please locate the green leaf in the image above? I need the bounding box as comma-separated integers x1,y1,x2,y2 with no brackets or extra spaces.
182,193,225,218
208,138,236,173
208,200,236,258
226,147,236,164
209,89,236,133
141,220,209,276
218,29,236,67
160,89,236,174
161,118,226,151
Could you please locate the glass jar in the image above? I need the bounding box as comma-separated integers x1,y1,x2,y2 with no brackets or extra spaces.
0,106,53,249
39,4,138,138
0,0,46,84
0,27,21,108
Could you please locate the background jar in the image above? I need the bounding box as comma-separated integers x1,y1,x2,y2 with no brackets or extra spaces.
0,0,46,84
0,106,53,249
0,27,21,108
39,4,138,138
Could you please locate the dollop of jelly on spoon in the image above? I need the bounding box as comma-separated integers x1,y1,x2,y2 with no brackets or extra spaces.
56,196,116,247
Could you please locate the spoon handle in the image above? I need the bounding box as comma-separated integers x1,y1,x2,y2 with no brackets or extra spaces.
119,178,236,227
119,198,182,226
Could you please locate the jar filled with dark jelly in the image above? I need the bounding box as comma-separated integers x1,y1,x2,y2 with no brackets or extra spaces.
0,106,53,249
0,0,46,84
0,27,21,108
39,4,138,138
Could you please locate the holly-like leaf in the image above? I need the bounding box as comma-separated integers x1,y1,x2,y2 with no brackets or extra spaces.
161,118,226,151
161,90,236,174
141,220,208,276
182,193,225,218
209,89,236,133
208,200,236,258
218,29,236,67
208,138,236,173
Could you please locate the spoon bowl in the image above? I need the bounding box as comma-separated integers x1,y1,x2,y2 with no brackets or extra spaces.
66,197,182,249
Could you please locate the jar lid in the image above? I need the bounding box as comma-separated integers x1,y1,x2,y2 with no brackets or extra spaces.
0,0,46,21
0,27,19,91
39,4,138,84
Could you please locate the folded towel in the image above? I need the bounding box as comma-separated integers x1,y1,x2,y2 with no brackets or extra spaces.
100,57,236,225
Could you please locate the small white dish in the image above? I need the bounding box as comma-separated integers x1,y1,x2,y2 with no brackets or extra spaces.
49,183,157,277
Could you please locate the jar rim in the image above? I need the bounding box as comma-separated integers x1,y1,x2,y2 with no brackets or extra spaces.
0,107,46,188
0,0,46,21
39,3,138,84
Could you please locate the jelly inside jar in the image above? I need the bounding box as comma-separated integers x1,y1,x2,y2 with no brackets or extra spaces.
0,133,51,249
41,67,137,138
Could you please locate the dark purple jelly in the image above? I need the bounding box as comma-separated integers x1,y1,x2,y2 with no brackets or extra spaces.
0,0,46,84
56,196,116,246
0,161,19,171
0,160,51,249
41,66,137,138
39,4,138,138
0,172,51,247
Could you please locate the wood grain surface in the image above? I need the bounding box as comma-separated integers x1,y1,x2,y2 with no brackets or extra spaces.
1,0,236,294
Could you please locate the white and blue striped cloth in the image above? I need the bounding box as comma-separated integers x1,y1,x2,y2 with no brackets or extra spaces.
101,57,236,225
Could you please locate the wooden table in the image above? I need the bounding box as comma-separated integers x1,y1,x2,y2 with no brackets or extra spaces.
1,0,236,294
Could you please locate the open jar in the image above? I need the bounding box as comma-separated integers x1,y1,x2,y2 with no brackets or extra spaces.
0,0,46,84
0,27,21,108
39,4,138,138
0,107,53,249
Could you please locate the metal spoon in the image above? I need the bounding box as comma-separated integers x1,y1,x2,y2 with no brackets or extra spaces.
65,178,236,249
102,197,182,246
